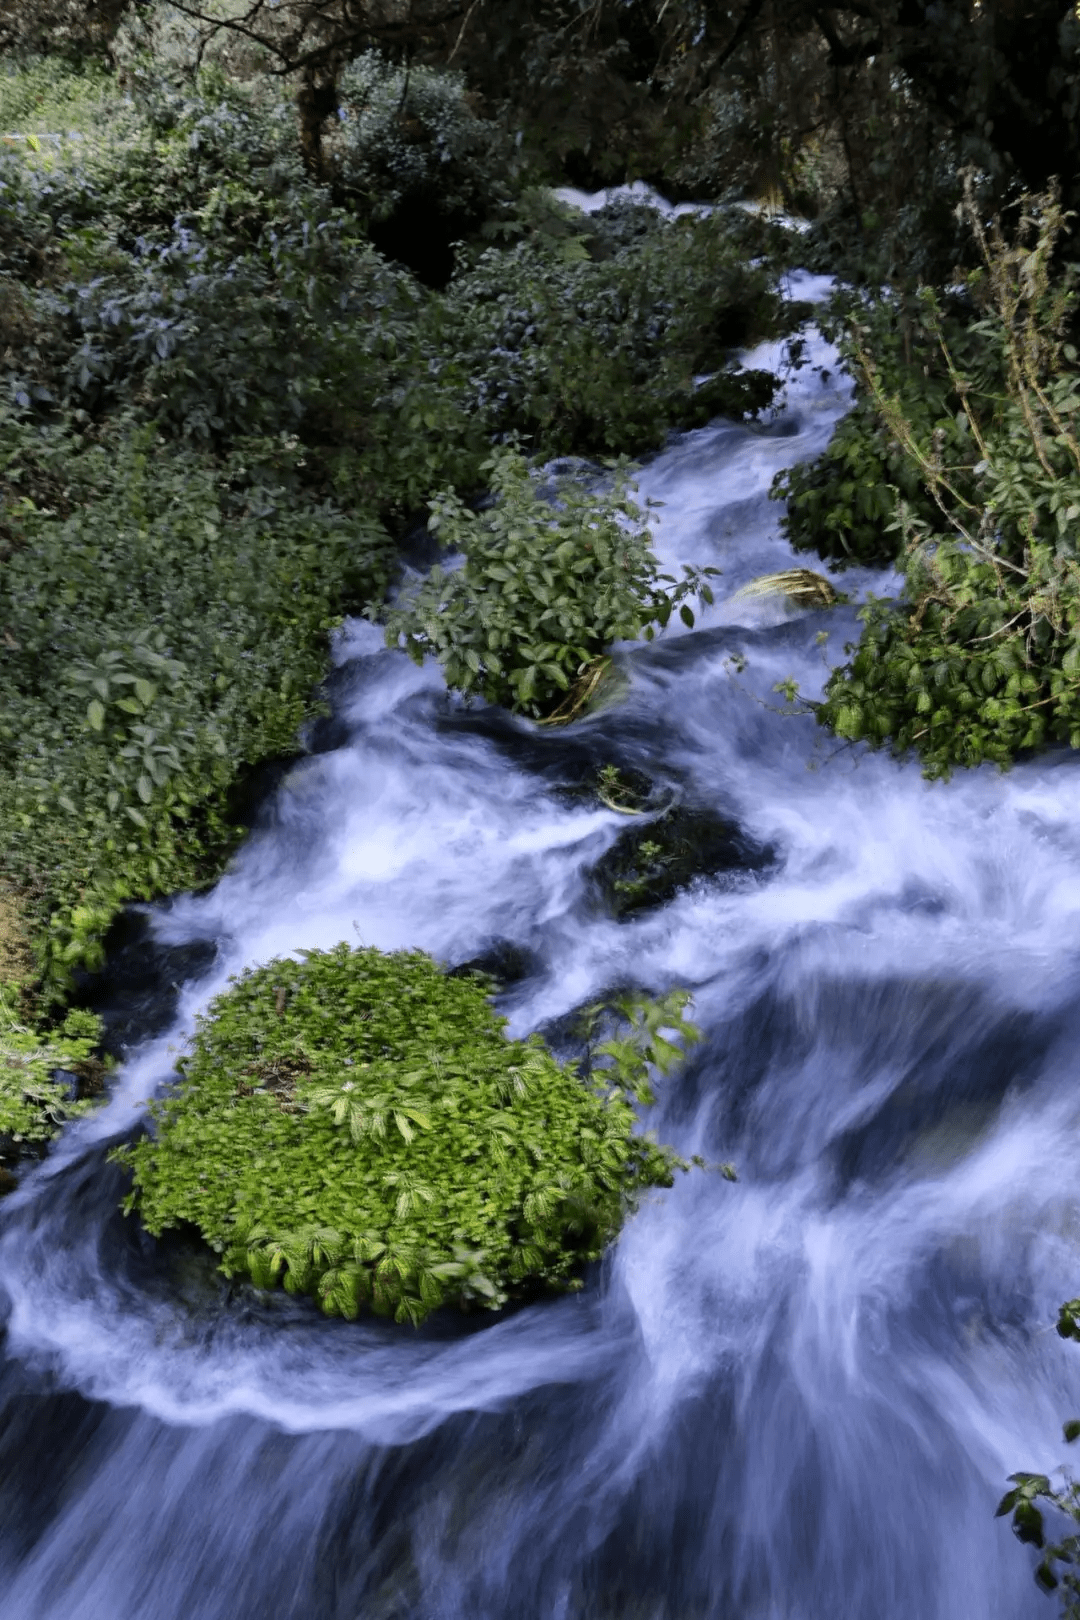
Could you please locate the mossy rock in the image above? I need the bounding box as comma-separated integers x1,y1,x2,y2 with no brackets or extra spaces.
589,806,774,920
116,944,689,1325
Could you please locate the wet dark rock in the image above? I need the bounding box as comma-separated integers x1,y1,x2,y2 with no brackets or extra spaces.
448,939,540,990
224,752,307,832
73,909,218,1057
0,1166,17,1196
588,805,774,919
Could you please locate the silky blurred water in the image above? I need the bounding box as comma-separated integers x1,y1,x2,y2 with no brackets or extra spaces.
0,290,1074,1618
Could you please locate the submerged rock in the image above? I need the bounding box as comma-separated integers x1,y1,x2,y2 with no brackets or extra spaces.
588,805,773,919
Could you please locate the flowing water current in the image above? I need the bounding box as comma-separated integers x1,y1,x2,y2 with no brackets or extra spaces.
1,272,1078,1618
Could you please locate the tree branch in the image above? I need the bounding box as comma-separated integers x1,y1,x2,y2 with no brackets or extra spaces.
811,6,880,67
705,0,770,80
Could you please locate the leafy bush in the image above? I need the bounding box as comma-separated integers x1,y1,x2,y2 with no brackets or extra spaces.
332,52,513,228
445,203,786,457
771,287,1001,569
0,995,104,1178
116,943,699,1324
0,413,393,985
385,450,717,719
0,78,787,504
816,180,1080,775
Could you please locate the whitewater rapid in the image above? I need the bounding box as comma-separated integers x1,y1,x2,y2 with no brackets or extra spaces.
0,280,1075,1617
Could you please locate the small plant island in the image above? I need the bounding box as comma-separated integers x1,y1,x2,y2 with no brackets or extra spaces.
115,944,703,1325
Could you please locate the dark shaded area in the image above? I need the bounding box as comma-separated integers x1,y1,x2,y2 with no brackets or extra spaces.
224,752,308,835
670,967,1064,1194
447,937,540,989
73,909,218,1057
368,199,468,290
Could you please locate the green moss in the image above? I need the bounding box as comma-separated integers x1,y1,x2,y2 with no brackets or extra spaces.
116,944,697,1325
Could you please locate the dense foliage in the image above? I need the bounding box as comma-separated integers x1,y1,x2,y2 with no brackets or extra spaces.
330,52,515,281
446,200,783,455
790,182,1080,777
0,416,392,988
385,449,717,719
0,59,786,995
0,994,104,1181
117,943,700,1323
110,5,1080,269
771,291,996,570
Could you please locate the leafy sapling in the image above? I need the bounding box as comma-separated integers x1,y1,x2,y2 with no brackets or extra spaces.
385,449,719,720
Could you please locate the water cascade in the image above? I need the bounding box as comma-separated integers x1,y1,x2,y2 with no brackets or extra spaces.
0,277,1074,1618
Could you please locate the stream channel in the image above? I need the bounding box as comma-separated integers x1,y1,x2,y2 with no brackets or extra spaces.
0,265,1077,1619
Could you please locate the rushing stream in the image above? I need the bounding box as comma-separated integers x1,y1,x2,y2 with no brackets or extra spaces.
1,272,1078,1618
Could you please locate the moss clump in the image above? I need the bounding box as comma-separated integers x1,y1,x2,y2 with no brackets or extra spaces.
117,944,694,1325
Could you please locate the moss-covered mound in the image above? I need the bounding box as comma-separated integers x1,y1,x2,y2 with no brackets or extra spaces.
118,944,691,1324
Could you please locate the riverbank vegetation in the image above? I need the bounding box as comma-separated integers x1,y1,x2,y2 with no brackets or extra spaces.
4,1,1074,1014
116,943,702,1322
0,44,790,1017
789,180,1080,778
7,0,1080,1593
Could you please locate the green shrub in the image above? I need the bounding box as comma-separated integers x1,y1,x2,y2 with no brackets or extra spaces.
116,943,699,1324
0,994,104,1171
385,449,717,719
0,413,393,985
332,52,514,231
771,287,1001,569
445,204,786,457
816,179,1080,775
